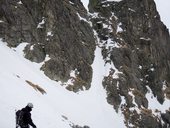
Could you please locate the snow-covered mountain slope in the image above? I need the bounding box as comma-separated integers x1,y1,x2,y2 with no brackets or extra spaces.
0,38,125,128
1,0,170,128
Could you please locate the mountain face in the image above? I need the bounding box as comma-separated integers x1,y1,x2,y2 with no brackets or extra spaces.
89,0,170,127
0,0,170,127
0,0,96,92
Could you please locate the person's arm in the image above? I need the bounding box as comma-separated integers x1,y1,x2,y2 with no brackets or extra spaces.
27,113,36,128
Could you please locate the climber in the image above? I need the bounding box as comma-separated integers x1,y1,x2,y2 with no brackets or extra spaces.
16,103,37,128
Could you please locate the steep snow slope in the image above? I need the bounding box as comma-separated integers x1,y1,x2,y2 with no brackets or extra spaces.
0,39,125,128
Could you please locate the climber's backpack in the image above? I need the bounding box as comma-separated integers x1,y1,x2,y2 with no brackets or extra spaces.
16,109,25,127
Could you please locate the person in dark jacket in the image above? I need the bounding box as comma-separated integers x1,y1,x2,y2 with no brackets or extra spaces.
20,103,37,128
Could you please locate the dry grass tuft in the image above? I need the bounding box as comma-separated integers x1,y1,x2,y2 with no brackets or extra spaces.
140,108,152,115
132,89,144,97
25,80,46,94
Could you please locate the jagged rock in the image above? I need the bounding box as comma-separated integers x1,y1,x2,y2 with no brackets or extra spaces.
41,58,71,82
137,114,162,128
102,76,122,112
122,107,162,128
24,44,46,63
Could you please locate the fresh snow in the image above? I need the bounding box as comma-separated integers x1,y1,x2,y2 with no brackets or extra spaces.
47,31,53,36
154,0,170,32
17,1,23,4
76,13,88,22
0,39,126,128
37,18,45,28
69,1,74,5
81,0,89,10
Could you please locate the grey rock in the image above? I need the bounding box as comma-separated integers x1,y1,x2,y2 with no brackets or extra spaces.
161,111,170,126
24,44,46,63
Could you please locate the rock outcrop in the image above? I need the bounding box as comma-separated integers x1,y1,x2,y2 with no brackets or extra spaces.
0,0,96,92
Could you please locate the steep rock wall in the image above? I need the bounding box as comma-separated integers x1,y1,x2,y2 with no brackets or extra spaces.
0,0,96,92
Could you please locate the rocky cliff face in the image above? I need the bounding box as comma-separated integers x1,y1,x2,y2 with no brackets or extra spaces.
0,0,95,92
89,0,170,127
0,0,170,127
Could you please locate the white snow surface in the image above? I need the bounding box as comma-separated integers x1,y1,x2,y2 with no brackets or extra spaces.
81,0,89,10
154,0,170,32
0,39,125,128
